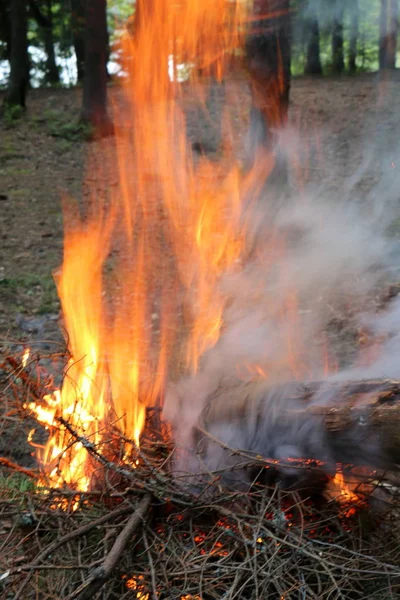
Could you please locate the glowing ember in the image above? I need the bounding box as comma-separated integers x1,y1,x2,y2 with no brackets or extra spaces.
125,575,149,598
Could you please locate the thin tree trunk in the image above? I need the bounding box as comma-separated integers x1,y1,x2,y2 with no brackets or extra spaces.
81,0,111,133
5,0,29,109
43,0,59,83
71,0,85,82
245,0,291,173
332,0,344,74
29,0,60,83
348,0,359,73
380,0,398,70
305,17,322,75
0,0,12,61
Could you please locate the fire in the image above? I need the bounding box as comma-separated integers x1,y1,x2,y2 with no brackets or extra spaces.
25,0,348,496
28,0,248,490
21,347,30,368
333,470,359,503
327,467,361,510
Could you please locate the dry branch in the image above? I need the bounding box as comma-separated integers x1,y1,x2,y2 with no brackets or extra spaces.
11,501,139,600
68,494,152,600
0,457,38,478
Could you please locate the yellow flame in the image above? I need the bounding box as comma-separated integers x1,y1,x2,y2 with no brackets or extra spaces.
331,468,360,504
21,348,30,368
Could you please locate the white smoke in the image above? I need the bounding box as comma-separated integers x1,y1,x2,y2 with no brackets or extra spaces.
163,115,400,488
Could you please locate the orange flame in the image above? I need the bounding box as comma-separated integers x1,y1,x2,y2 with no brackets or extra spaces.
328,467,361,509
29,0,248,490
21,347,30,368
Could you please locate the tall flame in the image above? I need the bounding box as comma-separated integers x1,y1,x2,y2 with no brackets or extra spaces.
30,0,249,489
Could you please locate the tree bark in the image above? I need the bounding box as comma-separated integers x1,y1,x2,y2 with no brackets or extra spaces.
80,0,111,133
305,17,322,76
245,0,291,169
348,0,359,73
5,0,29,109
331,0,344,74
380,0,398,70
70,0,85,82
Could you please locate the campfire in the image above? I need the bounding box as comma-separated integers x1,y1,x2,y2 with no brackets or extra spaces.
2,0,400,598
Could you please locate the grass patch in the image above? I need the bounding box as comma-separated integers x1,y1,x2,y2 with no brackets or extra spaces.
0,472,35,499
42,109,94,141
0,274,59,314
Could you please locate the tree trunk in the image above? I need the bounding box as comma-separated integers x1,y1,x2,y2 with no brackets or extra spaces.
331,0,344,74
305,17,322,75
380,0,398,70
71,0,85,82
0,0,12,61
81,0,111,133
29,0,60,83
43,0,59,83
5,0,28,109
245,0,291,174
348,0,359,73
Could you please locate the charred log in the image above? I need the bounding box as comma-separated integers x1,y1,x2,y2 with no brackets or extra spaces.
191,378,400,492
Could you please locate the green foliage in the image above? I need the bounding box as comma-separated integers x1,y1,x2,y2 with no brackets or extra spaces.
42,108,93,140
2,103,24,126
49,118,93,141
108,0,136,42
0,472,35,499
292,0,384,75
0,274,59,315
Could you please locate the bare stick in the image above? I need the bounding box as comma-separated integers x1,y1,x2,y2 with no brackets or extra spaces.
68,493,152,600
12,502,137,599
0,457,38,479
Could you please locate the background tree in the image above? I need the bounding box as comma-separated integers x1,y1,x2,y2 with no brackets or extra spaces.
29,0,60,84
70,0,85,82
245,0,291,166
331,0,344,74
0,0,11,61
379,0,398,69
348,0,359,72
81,0,111,132
4,0,29,108
304,2,322,75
